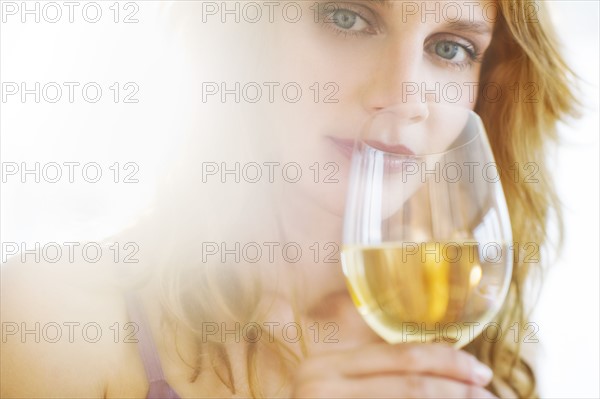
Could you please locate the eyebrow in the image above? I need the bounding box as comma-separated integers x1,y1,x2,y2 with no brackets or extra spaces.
372,0,493,35
372,0,394,9
442,20,493,36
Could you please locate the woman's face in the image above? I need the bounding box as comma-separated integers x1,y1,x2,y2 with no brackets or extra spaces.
266,0,494,230
249,0,497,307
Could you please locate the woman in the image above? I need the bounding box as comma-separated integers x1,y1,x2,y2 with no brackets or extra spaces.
1,1,577,398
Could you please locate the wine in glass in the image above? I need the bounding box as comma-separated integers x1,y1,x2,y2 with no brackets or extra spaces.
341,103,513,348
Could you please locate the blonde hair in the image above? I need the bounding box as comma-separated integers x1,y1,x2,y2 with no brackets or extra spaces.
466,1,578,397
118,1,579,397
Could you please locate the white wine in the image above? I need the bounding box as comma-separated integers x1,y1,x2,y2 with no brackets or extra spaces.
341,241,508,347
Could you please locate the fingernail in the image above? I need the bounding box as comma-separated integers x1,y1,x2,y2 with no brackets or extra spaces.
473,389,499,399
482,391,499,399
473,362,493,385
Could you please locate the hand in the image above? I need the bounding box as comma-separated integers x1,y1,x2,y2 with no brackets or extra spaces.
292,342,497,398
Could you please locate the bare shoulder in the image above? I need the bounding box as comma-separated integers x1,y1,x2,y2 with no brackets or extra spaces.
0,254,149,398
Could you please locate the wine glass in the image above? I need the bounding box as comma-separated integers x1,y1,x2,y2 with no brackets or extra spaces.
340,103,513,348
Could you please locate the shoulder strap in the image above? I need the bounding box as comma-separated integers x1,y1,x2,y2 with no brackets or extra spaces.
124,292,181,399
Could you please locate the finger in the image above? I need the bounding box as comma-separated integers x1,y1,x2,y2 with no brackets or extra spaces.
293,374,499,399
297,342,493,386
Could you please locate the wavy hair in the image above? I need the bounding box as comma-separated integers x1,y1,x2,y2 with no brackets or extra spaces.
467,1,578,397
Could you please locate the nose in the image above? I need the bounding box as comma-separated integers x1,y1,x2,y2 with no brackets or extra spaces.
361,35,428,123
378,102,430,127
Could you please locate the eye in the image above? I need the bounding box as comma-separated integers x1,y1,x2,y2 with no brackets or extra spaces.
330,9,369,32
434,41,469,63
319,3,378,36
426,36,482,71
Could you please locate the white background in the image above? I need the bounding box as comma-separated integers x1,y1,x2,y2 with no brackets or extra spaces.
1,1,598,397
533,2,599,398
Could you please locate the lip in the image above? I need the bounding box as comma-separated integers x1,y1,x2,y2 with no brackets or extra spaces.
327,136,355,160
327,136,416,174
327,136,415,156
363,140,415,156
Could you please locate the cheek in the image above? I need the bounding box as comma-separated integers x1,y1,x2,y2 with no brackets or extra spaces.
462,68,483,110
421,65,484,108
272,22,376,104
